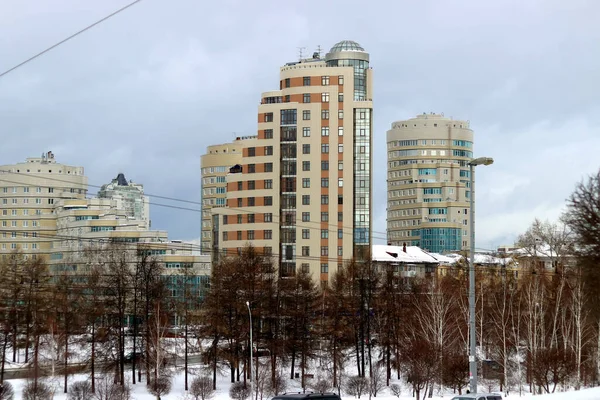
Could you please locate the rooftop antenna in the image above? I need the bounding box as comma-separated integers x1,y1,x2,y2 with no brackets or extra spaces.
316,45,322,57
297,46,306,61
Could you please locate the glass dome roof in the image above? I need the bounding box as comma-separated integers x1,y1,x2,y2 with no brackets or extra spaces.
329,40,365,53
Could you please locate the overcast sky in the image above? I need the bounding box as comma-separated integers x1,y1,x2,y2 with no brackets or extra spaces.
1,0,599,252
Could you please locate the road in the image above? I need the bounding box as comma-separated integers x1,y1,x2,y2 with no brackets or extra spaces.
1,353,204,380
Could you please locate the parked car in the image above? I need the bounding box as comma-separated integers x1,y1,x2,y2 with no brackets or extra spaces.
271,393,341,400
451,393,502,400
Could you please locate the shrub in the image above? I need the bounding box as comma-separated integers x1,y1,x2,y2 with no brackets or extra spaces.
0,382,14,400
22,381,53,400
68,381,92,400
93,376,131,400
311,379,332,393
190,376,215,400
229,381,251,400
345,376,368,398
148,376,172,400
390,383,401,397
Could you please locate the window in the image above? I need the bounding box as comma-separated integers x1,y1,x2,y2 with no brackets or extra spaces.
321,178,329,188
12,199,17,204
248,214,255,223
338,144,344,153
301,263,310,273
321,144,329,153
321,195,329,205
338,127,344,136
338,178,343,187
247,230,255,240
320,246,328,256
265,146,273,155
302,178,310,188
302,195,310,205
338,212,343,222
264,230,272,239
302,212,310,222
49,187,55,193
264,246,272,255
223,215,228,225
248,147,256,157
11,210,17,216
248,164,256,173
337,195,343,205
284,95,290,103
285,78,290,88
338,75,344,85
238,214,243,224
48,198,54,204
321,75,330,85
302,144,310,154
338,110,344,119
321,229,329,239
303,127,310,137
264,113,273,122
338,93,344,102
302,110,311,120
338,229,343,239
302,246,310,256
303,76,311,86
265,163,273,172
302,229,310,239
265,179,273,189
36,187,41,193
321,161,329,170
303,93,311,103
264,196,273,206
237,181,243,190
248,197,255,206
264,213,273,222
321,212,329,222
302,161,310,171
321,110,329,120
248,180,256,190
338,161,343,170
237,231,242,240
321,127,329,136
264,129,273,139
321,93,330,103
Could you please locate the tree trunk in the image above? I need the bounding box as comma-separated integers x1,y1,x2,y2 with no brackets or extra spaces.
91,322,96,393
0,330,8,383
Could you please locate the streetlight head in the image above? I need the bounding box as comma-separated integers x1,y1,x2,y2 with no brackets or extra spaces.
469,157,494,167
246,301,250,306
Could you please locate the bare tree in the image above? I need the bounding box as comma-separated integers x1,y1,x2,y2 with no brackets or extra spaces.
68,381,93,400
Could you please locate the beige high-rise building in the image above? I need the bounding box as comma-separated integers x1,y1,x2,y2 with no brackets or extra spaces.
211,40,373,286
200,137,251,254
0,151,87,261
386,113,473,253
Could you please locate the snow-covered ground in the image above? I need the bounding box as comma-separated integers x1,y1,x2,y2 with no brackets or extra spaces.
3,371,600,399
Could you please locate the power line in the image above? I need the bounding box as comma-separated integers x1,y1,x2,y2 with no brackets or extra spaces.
0,0,144,79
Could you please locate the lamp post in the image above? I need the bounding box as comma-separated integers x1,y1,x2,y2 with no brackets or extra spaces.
468,156,493,394
246,301,253,395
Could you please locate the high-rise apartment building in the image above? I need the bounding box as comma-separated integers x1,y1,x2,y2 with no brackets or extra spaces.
0,151,87,260
212,40,373,285
386,113,473,253
200,138,250,254
97,173,150,228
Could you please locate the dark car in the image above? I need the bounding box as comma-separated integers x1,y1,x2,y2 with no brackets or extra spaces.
271,393,341,400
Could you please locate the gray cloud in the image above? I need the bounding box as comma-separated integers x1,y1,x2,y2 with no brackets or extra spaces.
1,0,599,250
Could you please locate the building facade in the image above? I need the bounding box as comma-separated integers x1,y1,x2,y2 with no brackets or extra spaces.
200,137,250,254
97,173,150,228
212,40,374,286
0,151,87,261
386,113,474,253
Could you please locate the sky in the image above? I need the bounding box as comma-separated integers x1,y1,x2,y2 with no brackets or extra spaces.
1,0,599,252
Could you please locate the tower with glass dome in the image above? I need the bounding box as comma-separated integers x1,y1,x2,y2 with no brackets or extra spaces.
209,40,373,286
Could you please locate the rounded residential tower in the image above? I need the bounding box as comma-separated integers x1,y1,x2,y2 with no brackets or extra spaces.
386,113,474,253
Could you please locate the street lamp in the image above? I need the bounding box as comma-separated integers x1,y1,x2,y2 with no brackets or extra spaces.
468,156,493,394
246,301,253,395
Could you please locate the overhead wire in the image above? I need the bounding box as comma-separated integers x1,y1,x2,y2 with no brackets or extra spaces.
0,0,145,79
